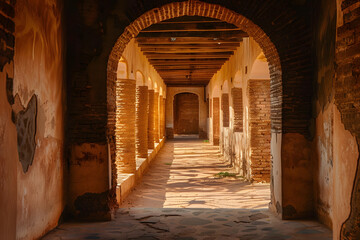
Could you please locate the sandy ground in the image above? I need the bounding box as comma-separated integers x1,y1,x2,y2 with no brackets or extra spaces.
121,138,270,209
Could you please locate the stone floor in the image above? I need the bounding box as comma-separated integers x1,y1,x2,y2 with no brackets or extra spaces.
43,138,332,240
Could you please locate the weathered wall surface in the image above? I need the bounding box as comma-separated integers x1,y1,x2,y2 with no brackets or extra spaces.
166,87,207,138
0,0,65,238
0,62,17,239
14,0,65,239
334,0,360,239
313,0,360,238
0,1,17,239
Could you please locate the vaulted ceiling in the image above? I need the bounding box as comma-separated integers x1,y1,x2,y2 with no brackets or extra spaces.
136,16,248,86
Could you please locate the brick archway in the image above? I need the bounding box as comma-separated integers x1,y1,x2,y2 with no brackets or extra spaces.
107,0,282,211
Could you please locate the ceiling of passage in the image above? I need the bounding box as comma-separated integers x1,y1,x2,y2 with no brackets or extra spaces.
136,16,248,86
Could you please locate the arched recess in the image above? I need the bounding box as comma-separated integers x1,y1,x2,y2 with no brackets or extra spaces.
166,88,206,139
135,70,145,86
117,57,128,79
147,77,153,89
107,0,285,218
173,92,200,135
249,53,271,80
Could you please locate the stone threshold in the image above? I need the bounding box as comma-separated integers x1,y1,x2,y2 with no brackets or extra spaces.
116,138,165,204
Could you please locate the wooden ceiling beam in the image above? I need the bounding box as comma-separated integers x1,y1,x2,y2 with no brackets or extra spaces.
141,48,237,53
149,59,228,64
141,22,240,32
146,54,233,59
160,15,223,23
165,84,208,87
137,43,240,48
154,65,222,69
158,70,217,74
136,37,243,44
137,30,247,39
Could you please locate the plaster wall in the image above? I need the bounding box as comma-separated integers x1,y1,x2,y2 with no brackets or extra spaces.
312,0,359,238
0,62,17,240
12,0,65,239
122,39,165,93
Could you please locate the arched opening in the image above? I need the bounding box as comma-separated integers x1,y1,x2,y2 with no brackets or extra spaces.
7,0,360,238
173,92,200,137
103,0,317,224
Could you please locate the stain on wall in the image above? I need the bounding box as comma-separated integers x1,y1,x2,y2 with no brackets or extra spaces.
14,0,66,239
15,94,37,173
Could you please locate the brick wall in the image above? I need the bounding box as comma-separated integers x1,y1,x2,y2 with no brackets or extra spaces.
116,79,136,174
174,93,199,134
148,90,155,149
209,98,212,117
213,97,220,145
232,88,243,132
159,96,164,139
248,80,271,182
0,0,15,71
136,86,148,158
221,93,229,127
337,1,360,238
154,92,159,143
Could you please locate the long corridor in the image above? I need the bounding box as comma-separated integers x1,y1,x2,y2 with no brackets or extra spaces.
44,139,332,240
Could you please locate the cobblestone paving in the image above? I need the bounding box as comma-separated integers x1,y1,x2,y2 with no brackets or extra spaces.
43,138,332,239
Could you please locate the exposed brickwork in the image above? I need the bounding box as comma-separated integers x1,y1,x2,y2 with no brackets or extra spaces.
136,86,148,158
0,1,15,71
162,98,166,137
212,97,220,145
159,96,165,139
174,93,199,134
206,98,209,118
338,1,360,239
248,80,271,182
148,90,155,149
154,92,160,143
116,79,136,174
221,93,229,127
232,88,243,132
209,98,212,117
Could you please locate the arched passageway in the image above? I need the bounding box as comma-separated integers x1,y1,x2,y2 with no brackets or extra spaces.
173,93,200,136
5,0,360,239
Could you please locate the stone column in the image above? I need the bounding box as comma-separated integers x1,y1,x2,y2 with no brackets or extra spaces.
115,78,136,174
148,89,155,149
221,93,229,127
162,97,166,138
154,91,160,143
159,95,164,139
212,97,220,145
231,88,243,132
136,86,149,158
